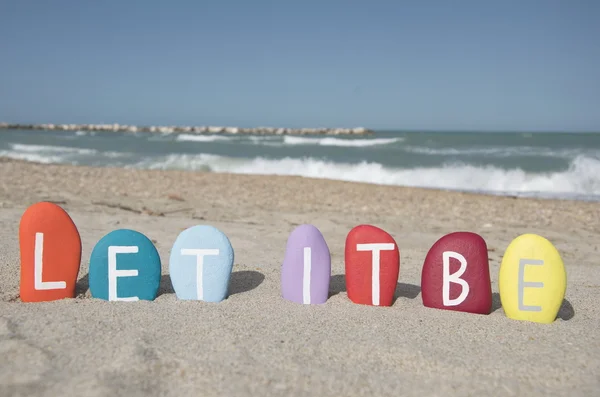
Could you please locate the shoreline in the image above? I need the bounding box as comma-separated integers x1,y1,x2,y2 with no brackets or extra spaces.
1,157,599,229
1,156,597,204
0,122,373,136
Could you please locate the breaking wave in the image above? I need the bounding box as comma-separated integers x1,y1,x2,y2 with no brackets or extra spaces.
133,153,600,199
403,145,595,159
2,142,600,200
0,143,125,163
283,136,403,147
174,134,402,148
10,143,97,155
175,134,235,143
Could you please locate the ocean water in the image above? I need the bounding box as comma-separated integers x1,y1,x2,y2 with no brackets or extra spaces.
1,128,600,201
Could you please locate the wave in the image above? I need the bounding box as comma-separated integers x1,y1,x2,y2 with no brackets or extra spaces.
283,136,403,147
175,134,285,146
0,143,126,163
155,133,403,147
2,142,599,199
248,135,281,142
0,150,66,164
75,130,96,136
10,143,98,155
175,134,235,143
133,153,600,199
403,145,593,159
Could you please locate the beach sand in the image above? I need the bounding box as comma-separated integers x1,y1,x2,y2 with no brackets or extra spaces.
0,158,599,396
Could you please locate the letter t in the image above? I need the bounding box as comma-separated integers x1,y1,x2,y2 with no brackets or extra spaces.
356,243,395,305
181,249,220,300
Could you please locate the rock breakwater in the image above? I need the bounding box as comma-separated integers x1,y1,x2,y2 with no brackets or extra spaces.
0,122,373,136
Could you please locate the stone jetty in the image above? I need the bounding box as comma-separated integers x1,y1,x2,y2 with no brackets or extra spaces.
0,122,373,136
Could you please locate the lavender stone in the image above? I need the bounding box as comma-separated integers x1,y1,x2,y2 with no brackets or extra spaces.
281,224,331,304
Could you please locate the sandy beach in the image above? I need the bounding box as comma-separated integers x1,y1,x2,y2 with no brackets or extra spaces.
0,158,598,396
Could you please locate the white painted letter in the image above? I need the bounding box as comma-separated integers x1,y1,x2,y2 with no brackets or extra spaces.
34,232,67,290
518,259,544,311
442,251,470,306
303,247,311,304
356,243,395,305
181,249,220,300
108,246,140,302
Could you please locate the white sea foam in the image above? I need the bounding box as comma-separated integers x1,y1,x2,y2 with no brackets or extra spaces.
403,145,592,159
169,133,402,147
3,142,599,199
174,134,385,146
1,143,126,163
0,150,65,164
10,143,98,155
283,136,403,147
248,135,281,143
133,153,600,199
75,130,96,136
175,134,234,143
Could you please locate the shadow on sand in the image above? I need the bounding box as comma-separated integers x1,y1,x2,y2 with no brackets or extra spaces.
75,273,89,296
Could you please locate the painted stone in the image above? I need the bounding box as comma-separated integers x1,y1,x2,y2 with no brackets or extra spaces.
89,229,161,301
169,225,234,302
345,225,399,306
19,202,82,302
499,233,567,324
421,232,492,314
281,224,331,304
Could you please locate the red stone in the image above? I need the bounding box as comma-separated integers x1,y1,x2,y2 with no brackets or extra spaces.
19,202,82,302
345,225,399,306
421,232,492,314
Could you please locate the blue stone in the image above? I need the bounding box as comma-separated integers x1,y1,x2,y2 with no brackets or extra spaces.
169,225,234,302
89,229,161,301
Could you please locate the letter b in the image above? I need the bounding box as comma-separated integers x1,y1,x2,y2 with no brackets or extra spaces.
421,232,492,314
442,251,470,306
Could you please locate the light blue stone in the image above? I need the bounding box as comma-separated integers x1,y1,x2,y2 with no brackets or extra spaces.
89,229,161,301
169,225,234,302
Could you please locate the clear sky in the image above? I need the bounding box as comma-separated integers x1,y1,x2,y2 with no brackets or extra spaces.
1,0,599,132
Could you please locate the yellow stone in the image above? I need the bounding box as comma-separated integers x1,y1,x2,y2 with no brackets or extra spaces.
499,234,567,324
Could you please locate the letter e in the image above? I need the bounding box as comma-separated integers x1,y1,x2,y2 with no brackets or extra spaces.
108,246,140,301
518,259,544,311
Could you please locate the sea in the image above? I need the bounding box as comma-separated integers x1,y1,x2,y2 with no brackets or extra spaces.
1,128,600,202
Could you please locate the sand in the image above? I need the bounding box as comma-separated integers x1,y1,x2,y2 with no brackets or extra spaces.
0,158,599,396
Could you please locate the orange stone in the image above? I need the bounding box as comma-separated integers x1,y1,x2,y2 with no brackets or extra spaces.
19,202,82,302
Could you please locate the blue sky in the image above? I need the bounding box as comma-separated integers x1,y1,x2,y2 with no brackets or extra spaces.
1,0,598,132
